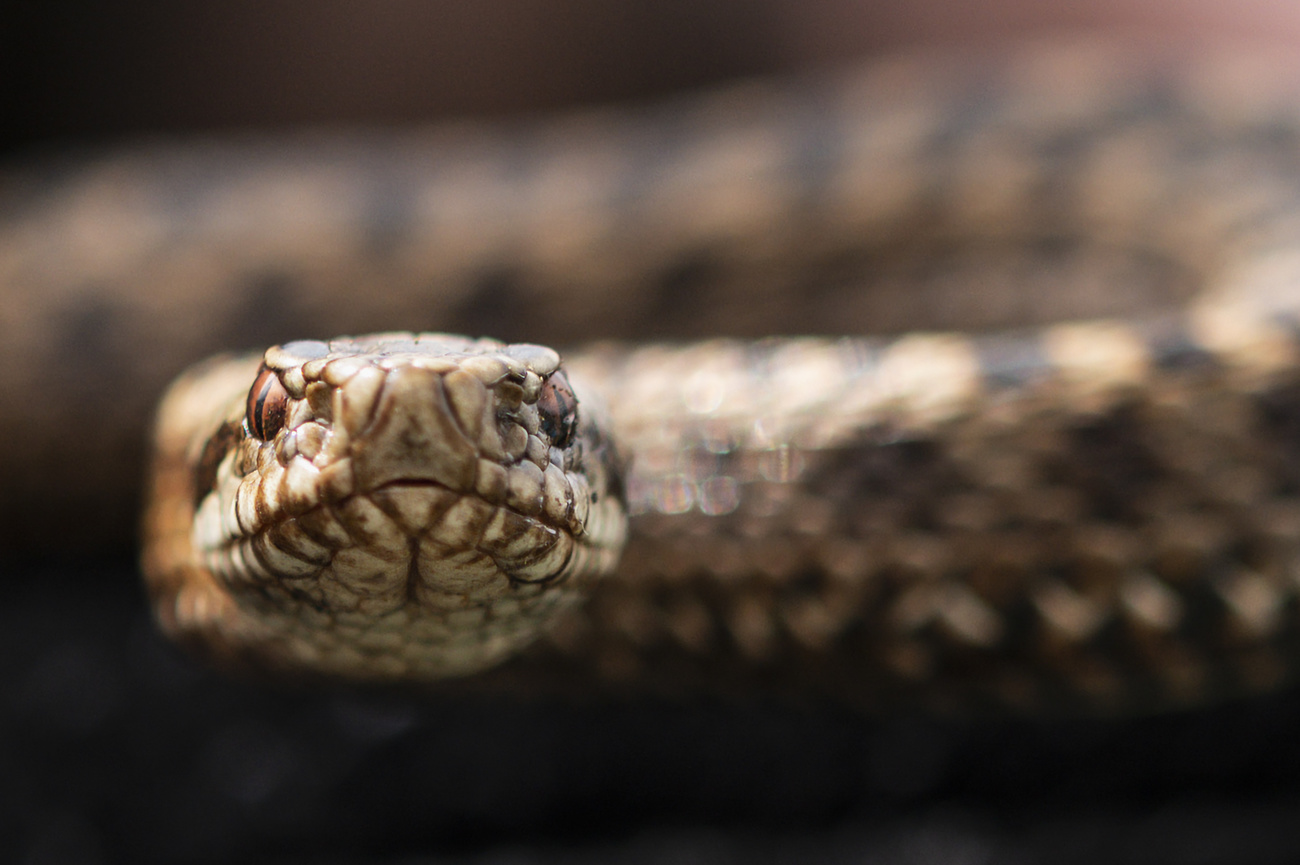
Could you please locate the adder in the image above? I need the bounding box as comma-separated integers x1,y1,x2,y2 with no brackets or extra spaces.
9,43,1300,713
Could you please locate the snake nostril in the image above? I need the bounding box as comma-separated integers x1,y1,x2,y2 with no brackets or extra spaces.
246,365,290,441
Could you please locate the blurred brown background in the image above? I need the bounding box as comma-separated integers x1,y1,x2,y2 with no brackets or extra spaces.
9,0,1300,155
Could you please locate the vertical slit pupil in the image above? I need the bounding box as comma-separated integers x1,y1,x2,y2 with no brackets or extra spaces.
247,366,289,440
537,371,579,448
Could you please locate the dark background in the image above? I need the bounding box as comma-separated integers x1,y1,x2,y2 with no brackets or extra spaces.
11,1,1300,153
11,2,1300,863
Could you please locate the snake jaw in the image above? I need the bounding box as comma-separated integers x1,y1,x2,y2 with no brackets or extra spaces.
160,333,627,680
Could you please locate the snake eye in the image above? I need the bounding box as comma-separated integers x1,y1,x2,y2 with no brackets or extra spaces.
536,370,578,448
246,365,290,441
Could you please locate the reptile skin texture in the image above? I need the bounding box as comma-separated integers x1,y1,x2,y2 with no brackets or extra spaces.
12,43,1300,712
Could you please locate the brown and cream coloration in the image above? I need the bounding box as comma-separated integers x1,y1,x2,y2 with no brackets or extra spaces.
143,334,625,679
111,44,1300,711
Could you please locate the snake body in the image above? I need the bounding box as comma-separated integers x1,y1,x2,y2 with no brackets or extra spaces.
13,43,1300,711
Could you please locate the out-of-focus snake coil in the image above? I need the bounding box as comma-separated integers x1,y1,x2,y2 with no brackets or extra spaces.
115,44,1300,712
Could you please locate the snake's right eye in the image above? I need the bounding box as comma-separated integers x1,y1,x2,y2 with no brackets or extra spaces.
246,366,290,441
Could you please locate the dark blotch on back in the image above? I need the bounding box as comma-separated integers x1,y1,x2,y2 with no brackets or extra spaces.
1254,379,1300,494
1063,403,1164,520
802,431,952,530
805,433,945,496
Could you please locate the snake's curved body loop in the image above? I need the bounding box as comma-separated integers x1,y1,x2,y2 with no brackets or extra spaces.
123,44,1300,711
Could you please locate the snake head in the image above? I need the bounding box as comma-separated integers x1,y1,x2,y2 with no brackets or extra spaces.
176,333,627,680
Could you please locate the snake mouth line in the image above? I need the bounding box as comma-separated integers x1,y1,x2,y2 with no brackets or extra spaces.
368,478,446,490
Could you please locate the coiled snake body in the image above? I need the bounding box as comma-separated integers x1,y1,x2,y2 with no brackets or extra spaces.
13,44,1300,713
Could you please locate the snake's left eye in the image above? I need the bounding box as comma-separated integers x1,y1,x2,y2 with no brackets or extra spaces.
246,365,290,441
537,370,578,448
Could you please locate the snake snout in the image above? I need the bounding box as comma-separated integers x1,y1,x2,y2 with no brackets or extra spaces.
347,365,479,494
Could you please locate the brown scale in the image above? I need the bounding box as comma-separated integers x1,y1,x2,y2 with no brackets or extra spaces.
124,45,1300,712
440,347,1300,713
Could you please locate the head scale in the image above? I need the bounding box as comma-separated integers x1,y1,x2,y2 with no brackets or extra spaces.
189,333,627,680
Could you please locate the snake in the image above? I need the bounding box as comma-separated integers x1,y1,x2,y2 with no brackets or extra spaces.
12,42,1300,714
